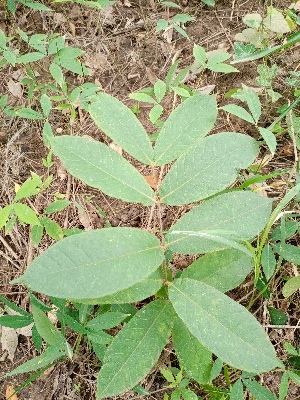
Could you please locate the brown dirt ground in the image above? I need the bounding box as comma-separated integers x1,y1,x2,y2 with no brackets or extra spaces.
1,0,300,399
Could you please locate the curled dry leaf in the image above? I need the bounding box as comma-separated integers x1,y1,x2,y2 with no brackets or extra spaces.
1,326,18,361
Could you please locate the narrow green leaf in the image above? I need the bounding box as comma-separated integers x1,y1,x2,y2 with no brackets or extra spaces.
159,132,258,205
167,191,271,254
129,93,157,104
172,317,212,384
193,44,206,66
14,174,43,201
89,92,154,165
42,217,63,240
13,228,164,300
182,248,253,292
258,127,277,154
4,342,66,378
42,121,54,148
231,379,244,400
207,51,231,66
30,224,44,247
208,63,238,73
243,86,261,123
87,331,112,345
166,60,179,88
173,24,189,39
52,136,154,205
45,200,70,214
261,244,276,281
288,371,300,386
15,108,44,120
3,49,17,65
97,300,174,399
86,312,128,331
243,379,278,400
0,315,33,329
153,94,218,166
16,52,45,63
57,311,89,334
40,93,52,117
31,304,64,345
149,104,163,124
282,276,300,298
14,203,40,225
0,295,31,316
169,279,279,373
49,62,64,87
154,79,167,103
0,205,12,230
171,86,190,97
221,104,255,124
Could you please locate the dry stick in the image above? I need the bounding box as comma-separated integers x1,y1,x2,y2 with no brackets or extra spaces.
0,235,19,260
214,10,234,49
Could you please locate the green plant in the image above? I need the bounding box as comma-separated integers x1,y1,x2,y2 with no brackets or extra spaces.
52,0,115,9
1,90,286,399
156,2,194,40
3,0,52,14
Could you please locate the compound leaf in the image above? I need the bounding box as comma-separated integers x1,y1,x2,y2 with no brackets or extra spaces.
89,92,153,165
167,191,271,254
97,300,174,399
159,132,258,205
13,228,164,300
153,94,217,166
169,278,279,373
51,136,155,205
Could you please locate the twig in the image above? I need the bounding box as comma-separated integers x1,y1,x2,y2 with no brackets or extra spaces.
0,235,19,259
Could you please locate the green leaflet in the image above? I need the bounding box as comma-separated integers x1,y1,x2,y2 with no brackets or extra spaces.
169,278,279,373
243,379,278,400
172,317,212,384
89,92,153,165
97,300,174,399
12,228,164,300
74,267,163,304
51,136,155,205
153,94,217,166
4,342,68,378
167,191,272,254
159,132,258,205
181,248,253,292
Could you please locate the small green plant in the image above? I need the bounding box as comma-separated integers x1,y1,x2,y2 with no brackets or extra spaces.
52,0,115,9
160,367,200,400
3,0,52,14
1,89,287,399
156,2,195,40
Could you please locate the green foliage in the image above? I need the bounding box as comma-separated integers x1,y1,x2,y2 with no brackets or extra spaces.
3,88,285,399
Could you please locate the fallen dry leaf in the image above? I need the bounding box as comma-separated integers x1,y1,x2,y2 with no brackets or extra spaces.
7,79,22,98
6,385,18,400
69,21,76,36
1,326,18,361
144,175,159,190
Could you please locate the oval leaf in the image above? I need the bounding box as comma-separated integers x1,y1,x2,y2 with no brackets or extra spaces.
97,300,174,399
169,278,279,373
221,104,255,124
13,228,164,300
14,203,40,225
181,248,253,292
75,268,163,305
51,136,155,205
159,132,258,205
89,92,153,165
153,94,217,166
167,191,272,254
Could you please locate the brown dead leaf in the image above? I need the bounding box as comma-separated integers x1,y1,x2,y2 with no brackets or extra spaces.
279,145,294,156
1,326,18,361
0,131,8,144
69,21,76,36
144,175,159,190
146,67,158,85
6,385,18,400
7,79,22,98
